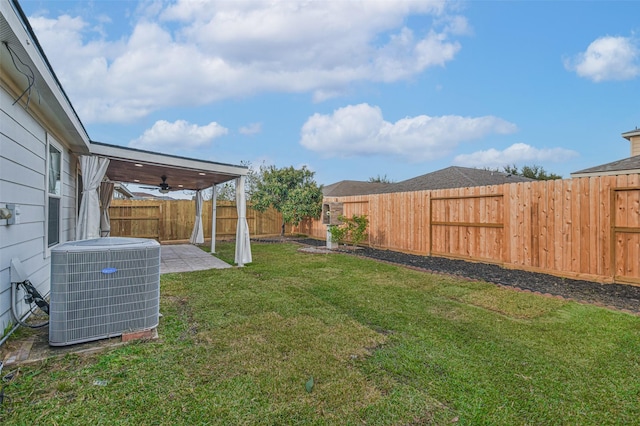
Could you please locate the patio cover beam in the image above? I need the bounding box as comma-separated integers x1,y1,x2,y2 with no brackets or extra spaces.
90,141,248,190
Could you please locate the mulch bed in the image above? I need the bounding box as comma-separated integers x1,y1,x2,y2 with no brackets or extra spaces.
252,237,640,315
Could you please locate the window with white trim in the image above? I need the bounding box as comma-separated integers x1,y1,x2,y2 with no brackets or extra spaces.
47,143,62,247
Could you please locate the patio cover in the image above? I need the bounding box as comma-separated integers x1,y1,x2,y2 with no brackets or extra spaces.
89,142,252,265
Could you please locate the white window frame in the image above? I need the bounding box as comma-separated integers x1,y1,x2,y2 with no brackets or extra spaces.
45,134,63,255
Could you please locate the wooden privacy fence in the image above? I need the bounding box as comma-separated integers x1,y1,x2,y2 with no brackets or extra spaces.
295,174,640,285
109,200,289,242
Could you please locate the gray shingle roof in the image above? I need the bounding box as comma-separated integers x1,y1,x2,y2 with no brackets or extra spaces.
389,166,533,193
323,166,534,197
323,180,393,197
571,155,640,177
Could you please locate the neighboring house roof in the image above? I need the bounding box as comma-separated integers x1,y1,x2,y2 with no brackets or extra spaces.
113,182,134,199
571,155,640,178
621,128,640,140
390,166,533,193
132,192,175,200
571,128,640,177
323,180,393,197
324,166,534,197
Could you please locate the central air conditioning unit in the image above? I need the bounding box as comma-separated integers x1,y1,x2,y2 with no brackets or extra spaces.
49,237,161,346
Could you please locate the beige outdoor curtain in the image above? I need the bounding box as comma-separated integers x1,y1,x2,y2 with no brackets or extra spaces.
210,185,218,253
190,189,204,244
77,156,110,240
99,181,114,237
234,176,252,266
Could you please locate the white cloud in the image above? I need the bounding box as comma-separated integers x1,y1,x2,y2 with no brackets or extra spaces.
565,36,639,82
28,1,467,123
129,120,228,152
453,143,579,169
239,122,262,135
299,103,517,162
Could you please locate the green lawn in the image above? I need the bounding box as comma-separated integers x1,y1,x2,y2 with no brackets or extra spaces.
2,242,639,425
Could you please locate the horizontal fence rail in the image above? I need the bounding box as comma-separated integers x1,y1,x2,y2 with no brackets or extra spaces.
109,200,290,243
294,174,640,285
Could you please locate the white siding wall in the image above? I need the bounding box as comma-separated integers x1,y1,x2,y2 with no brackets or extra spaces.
0,86,77,333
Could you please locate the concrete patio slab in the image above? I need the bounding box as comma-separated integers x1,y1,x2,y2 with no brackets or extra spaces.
161,244,231,274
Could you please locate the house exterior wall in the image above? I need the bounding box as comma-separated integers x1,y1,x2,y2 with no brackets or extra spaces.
631,135,640,157
0,86,78,333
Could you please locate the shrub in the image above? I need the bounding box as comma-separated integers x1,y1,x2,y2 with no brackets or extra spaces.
329,214,368,247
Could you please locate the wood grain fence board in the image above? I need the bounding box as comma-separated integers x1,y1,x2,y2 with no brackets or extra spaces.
523,182,532,266
415,192,421,253
453,196,460,256
578,178,589,273
613,176,627,277
561,179,571,272
598,177,608,276
512,184,521,265
411,192,417,252
477,187,485,259
568,178,577,273
588,177,597,275
425,192,431,255
542,181,551,270
530,182,540,267
553,179,563,272
398,193,406,251
493,187,504,260
503,184,512,264
464,187,473,257
597,177,607,276
609,177,618,277
543,180,552,270
538,184,550,268
451,197,459,255
515,183,524,265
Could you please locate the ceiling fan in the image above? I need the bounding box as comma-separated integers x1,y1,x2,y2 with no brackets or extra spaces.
140,175,172,194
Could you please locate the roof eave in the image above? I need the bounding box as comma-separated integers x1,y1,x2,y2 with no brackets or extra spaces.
621,129,640,141
2,0,91,152
571,168,640,178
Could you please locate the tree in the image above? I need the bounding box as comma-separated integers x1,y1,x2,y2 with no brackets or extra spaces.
205,160,263,201
368,174,394,183
251,165,323,236
503,164,562,180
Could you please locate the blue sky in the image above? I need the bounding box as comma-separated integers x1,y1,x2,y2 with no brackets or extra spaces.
21,0,640,191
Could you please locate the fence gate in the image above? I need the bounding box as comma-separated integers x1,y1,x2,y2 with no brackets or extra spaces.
611,187,640,284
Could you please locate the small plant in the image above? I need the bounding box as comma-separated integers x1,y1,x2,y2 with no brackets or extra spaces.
329,214,368,247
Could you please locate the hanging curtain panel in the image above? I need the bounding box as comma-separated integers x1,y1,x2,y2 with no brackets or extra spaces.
77,156,110,240
234,176,252,266
99,181,115,237
211,185,218,253
190,189,205,244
